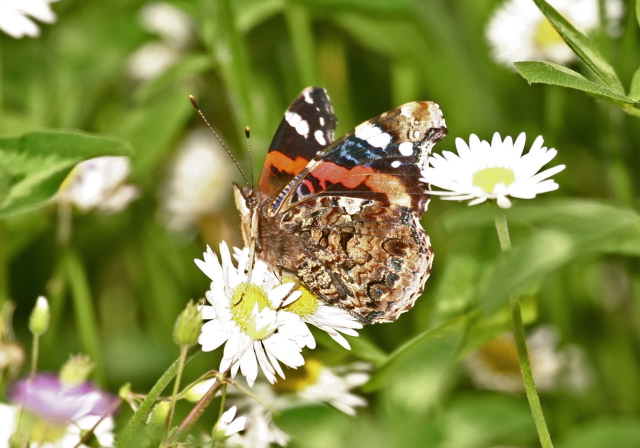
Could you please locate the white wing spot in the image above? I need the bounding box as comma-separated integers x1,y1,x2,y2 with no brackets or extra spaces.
303,90,313,104
314,130,326,145
391,160,401,168
413,130,422,139
319,117,325,126
398,142,414,156
285,111,310,137
355,123,392,148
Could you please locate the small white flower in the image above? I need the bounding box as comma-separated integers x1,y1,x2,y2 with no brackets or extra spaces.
464,325,590,394
160,128,233,231
196,243,309,386
0,0,59,39
422,132,565,209
56,156,138,213
138,2,192,47
226,405,290,448
128,2,193,80
486,0,624,67
213,405,247,441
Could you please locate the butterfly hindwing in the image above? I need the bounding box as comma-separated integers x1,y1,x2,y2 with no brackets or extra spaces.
257,87,337,197
269,101,447,215
274,196,433,323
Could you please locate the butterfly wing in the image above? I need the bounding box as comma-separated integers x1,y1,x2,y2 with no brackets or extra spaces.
267,101,447,216
257,87,337,197
257,101,447,323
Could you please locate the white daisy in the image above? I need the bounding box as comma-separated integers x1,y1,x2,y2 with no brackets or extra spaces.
256,272,363,351
422,132,565,209
56,156,139,213
0,0,59,39
196,243,310,387
128,2,193,80
226,405,290,448
160,128,233,232
213,405,247,441
271,360,371,416
464,325,590,394
486,0,624,67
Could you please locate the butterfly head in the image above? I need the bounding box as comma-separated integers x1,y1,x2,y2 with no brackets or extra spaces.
233,183,260,249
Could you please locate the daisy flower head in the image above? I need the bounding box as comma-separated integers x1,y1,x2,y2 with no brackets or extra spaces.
160,128,233,232
213,405,247,441
195,243,310,386
56,156,139,213
422,132,565,209
464,325,591,393
279,277,363,350
0,0,59,39
486,0,624,67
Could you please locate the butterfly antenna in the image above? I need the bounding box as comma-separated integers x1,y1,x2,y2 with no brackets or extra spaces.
189,95,249,185
245,126,255,187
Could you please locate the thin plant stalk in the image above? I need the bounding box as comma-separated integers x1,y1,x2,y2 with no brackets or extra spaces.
116,346,201,448
494,214,554,448
164,345,189,438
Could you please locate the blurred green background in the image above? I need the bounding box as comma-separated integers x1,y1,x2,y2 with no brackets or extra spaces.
2,0,640,447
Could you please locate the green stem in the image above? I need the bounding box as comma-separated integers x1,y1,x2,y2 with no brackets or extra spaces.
30,335,40,379
494,215,554,448
63,246,104,384
167,371,225,445
164,345,188,438
0,220,8,307
116,346,200,448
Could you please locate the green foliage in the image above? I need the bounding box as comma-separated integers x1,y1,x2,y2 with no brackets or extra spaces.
1,0,640,446
0,132,130,217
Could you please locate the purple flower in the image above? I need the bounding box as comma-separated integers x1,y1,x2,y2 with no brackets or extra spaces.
9,373,117,424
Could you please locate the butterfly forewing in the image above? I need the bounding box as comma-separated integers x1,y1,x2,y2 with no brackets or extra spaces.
268,101,447,216
257,87,337,197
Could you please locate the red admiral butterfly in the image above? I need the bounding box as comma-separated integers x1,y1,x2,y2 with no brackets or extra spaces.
234,87,447,324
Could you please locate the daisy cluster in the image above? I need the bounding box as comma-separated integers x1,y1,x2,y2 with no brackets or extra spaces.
195,242,362,387
193,243,369,445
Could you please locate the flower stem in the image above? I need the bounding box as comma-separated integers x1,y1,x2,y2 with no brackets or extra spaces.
494,214,554,448
30,335,40,379
0,221,8,307
164,345,188,438
167,371,226,445
63,246,104,384
116,346,200,448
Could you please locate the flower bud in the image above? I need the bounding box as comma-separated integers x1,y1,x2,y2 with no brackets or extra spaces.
173,301,202,347
28,296,50,336
147,401,171,428
59,354,94,386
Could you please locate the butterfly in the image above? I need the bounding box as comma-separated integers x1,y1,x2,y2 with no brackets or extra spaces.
234,87,447,324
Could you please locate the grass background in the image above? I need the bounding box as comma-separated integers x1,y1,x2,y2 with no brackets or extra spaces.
2,0,640,446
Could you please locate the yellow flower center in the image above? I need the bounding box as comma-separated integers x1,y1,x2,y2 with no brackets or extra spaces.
231,283,270,333
283,281,320,318
472,167,515,193
477,335,520,376
272,359,323,393
533,17,564,48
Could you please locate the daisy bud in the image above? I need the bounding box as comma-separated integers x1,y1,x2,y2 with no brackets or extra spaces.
28,296,50,337
183,378,217,402
147,401,171,429
59,354,94,386
173,301,202,347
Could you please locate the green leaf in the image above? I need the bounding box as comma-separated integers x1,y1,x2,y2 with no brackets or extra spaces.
515,61,638,107
0,131,131,218
443,200,640,310
558,419,640,448
365,317,466,412
637,0,640,28
531,0,624,93
629,66,640,101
